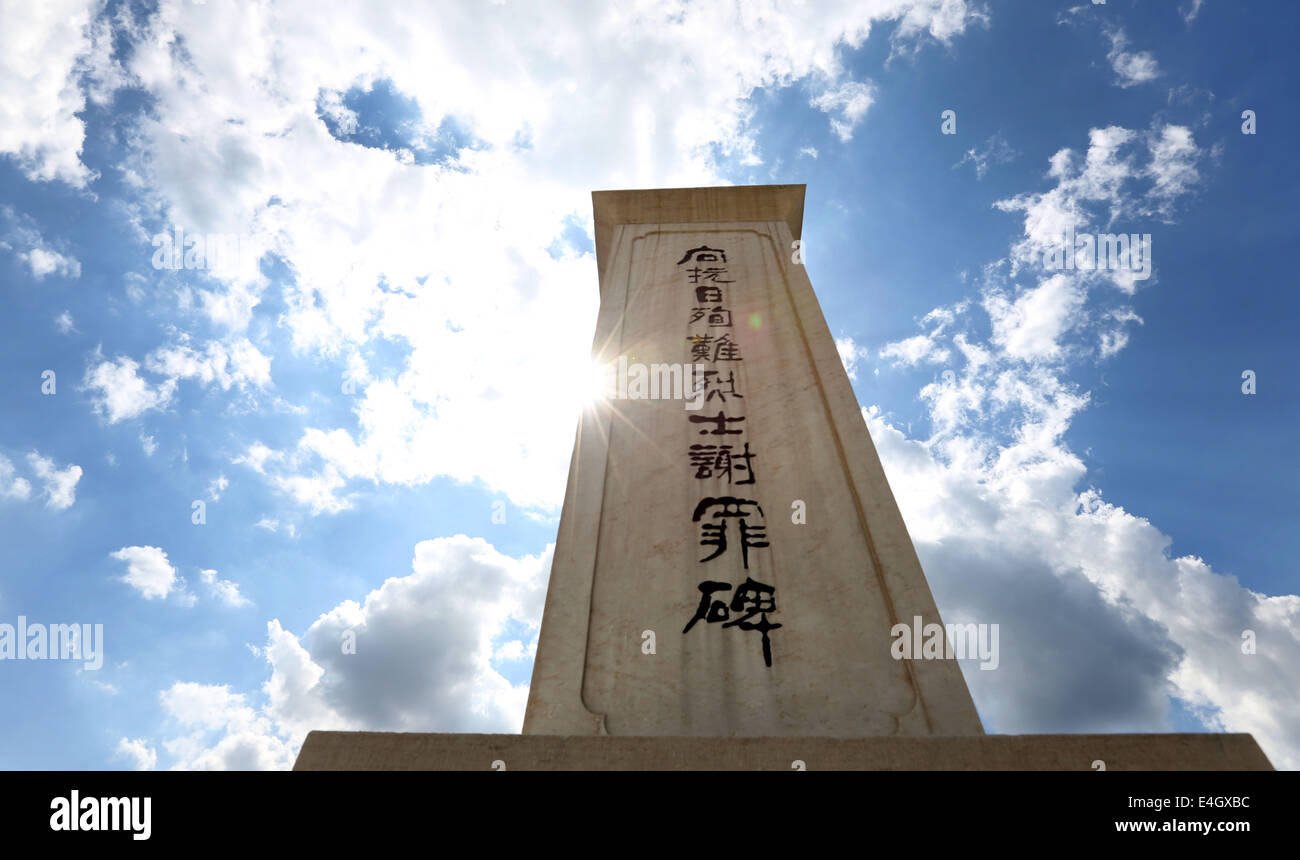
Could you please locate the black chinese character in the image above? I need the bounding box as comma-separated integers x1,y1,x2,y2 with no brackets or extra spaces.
686,266,735,284
676,246,727,265
689,411,745,436
688,442,756,484
691,496,769,568
695,285,723,303
682,581,733,633
697,370,743,403
681,576,782,667
686,333,743,362
688,306,733,327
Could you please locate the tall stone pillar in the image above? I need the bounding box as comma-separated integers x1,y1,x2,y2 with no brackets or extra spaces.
523,184,983,737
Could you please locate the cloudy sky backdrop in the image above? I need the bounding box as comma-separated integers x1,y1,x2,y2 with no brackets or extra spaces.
1,0,1296,770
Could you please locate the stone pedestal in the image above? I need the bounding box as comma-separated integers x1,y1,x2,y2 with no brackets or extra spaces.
293,731,1273,770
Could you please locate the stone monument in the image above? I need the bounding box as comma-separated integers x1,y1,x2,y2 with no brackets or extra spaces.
523,184,980,738
294,185,1272,770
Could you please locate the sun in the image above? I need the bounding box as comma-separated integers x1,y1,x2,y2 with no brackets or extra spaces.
582,359,614,405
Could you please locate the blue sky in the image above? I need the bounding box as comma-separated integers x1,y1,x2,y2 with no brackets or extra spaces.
0,0,1296,770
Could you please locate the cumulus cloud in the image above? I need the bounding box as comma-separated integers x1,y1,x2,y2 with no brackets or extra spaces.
21,246,82,279
953,132,1016,179
835,335,870,380
1106,29,1161,88
0,0,116,186
0,454,33,501
864,118,1298,770
878,301,964,368
158,681,297,771
111,545,190,602
880,332,953,366
102,0,985,516
987,122,1206,363
0,451,82,509
114,737,157,771
83,355,176,423
985,273,1086,362
144,338,272,391
0,206,82,279
83,337,272,424
253,517,297,539
868,408,1299,768
810,79,876,142
200,569,252,608
26,452,83,510
138,535,550,769
207,475,229,501
272,535,549,735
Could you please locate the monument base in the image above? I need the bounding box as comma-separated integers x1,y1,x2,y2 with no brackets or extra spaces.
292,731,1272,770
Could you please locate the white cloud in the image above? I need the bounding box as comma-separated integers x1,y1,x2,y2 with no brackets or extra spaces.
21,246,81,279
84,337,272,424
0,0,112,186
0,454,33,501
26,452,82,510
271,465,351,516
1,205,82,279
277,535,549,734
953,132,1016,179
869,406,1300,769
1106,29,1161,88
83,355,176,423
54,310,77,334
861,117,1299,770
158,681,297,771
985,274,1086,361
234,443,280,475
1144,124,1201,217
835,335,870,380
878,302,963,368
114,737,157,771
103,0,985,516
138,535,549,768
879,332,953,366
200,568,252,607
207,475,229,501
145,338,272,392
111,545,188,601
494,639,537,661
810,79,876,142
1181,0,1205,24
989,122,1205,368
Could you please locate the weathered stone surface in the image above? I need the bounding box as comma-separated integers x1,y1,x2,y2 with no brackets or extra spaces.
294,731,1274,771
524,185,982,737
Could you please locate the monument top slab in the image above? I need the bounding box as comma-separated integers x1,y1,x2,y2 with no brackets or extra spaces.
591,184,805,283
